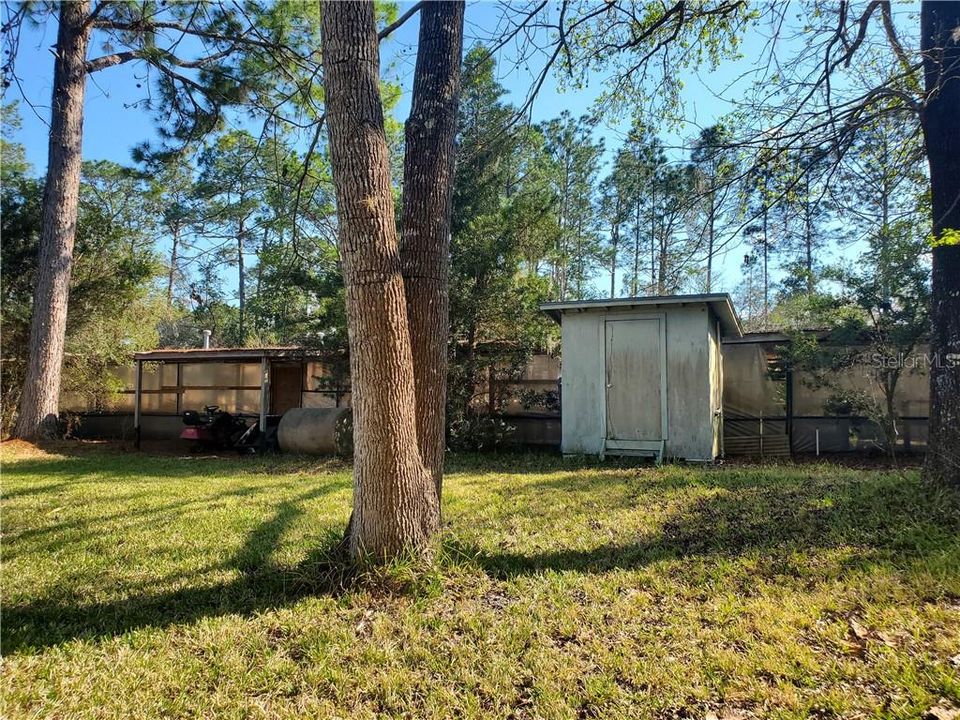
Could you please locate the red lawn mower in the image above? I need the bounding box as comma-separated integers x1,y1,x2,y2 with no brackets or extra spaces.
180,405,261,453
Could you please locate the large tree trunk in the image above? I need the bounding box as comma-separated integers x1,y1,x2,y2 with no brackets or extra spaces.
762,208,769,330
921,1,960,484
12,2,91,440
631,198,640,295
705,190,714,292
167,224,180,306
322,0,439,559
649,182,656,292
237,222,246,341
609,217,619,298
400,0,464,496
804,174,814,295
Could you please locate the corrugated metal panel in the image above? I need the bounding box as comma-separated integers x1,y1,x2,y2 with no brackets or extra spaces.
723,418,790,457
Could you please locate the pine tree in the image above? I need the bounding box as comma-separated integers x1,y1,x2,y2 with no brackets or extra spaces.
598,153,632,298
741,146,791,329
689,123,736,291
542,112,604,300
6,2,316,439
447,46,555,445
194,131,267,344
777,149,834,298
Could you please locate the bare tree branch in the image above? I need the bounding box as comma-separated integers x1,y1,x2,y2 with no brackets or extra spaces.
378,1,424,41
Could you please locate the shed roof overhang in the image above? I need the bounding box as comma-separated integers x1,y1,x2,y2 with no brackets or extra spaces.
540,293,744,338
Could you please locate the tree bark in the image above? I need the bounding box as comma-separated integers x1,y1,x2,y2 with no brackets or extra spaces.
609,213,619,299
631,196,640,296
237,220,246,341
12,2,91,440
706,186,714,292
649,181,656,292
762,207,769,330
921,1,960,484
257,224,268,299
804,174,814,295
400,0,464,496
881,371,900,463
322,0,439,559
658,235,667,295
167,224,180,306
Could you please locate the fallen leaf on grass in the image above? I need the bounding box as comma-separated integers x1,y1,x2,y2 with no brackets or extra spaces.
875,629,908,647
704,710,752,720
923,700,960,720
848,617,870,641
845,614,907,653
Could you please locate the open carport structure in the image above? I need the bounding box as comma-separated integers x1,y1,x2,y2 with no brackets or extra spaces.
124,347,349,446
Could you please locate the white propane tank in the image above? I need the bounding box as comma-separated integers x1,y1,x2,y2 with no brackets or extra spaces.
277,407,353,456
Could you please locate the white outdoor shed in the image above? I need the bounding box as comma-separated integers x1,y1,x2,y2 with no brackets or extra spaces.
541,294,743,462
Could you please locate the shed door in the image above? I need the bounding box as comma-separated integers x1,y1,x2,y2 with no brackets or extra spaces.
604,318,664,442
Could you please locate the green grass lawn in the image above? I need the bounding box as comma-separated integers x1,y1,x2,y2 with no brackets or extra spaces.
2,442,959,719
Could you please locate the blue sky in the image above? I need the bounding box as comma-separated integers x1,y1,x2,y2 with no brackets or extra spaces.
6,2,835,298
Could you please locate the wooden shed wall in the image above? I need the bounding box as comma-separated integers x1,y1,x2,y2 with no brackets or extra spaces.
559,304,716,460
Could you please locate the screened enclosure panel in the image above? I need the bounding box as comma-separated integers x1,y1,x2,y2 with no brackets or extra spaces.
181,363,261,388
107,365,136,390
722,344,785,418
60,390,135,413
138,363,178,390
301,392,340,409
59,392,87,412
304,361,346,391
793,360,929,416
140,365,164,391
140,393,178,413
105,393,135,412
181,389,260,413
161,363,178,387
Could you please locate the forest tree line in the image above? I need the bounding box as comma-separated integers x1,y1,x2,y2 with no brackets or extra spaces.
1,40,932,440
2,1,956,557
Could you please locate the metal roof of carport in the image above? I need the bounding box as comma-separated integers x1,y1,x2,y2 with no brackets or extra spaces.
540,293,744,338
133,346,326,362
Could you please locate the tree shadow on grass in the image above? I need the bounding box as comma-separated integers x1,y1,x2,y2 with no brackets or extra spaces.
4,479,347,563
444,450,650,477
5,467,958,654
2,447,351,484
460,461,946,532
2,484,350,654
229,483,343,571
2,545,349,655
447,472,960,581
